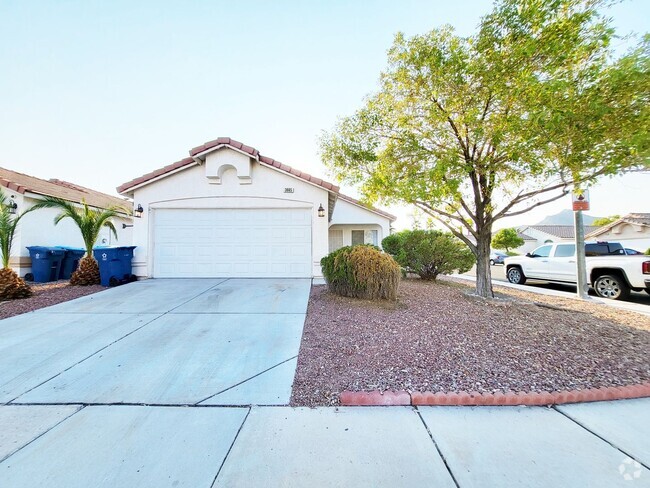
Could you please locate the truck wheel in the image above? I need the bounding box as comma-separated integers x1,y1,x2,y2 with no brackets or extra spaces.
594,274,630,300
507,266,526,285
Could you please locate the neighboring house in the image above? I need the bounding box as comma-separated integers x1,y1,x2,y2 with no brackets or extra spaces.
513,225,599,254
0,167,133,277
585,213,650,252
117,137,396,279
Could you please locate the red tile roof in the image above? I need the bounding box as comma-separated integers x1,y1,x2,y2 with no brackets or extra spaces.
0,167,130,210
337,193,396,221
117,137,340,194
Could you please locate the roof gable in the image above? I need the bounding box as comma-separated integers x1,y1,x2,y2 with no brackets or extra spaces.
585,213,650,238
336,194,396,221
117,137,340,194
0,167,129,210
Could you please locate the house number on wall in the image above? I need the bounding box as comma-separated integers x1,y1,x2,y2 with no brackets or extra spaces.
284,188,295,193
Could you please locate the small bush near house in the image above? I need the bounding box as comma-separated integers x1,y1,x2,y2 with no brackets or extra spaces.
320,245,400,300
646,247,650,255
382,230,475,280
380,233,402,256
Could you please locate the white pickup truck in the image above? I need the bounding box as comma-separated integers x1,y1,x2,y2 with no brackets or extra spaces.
504,241,650,300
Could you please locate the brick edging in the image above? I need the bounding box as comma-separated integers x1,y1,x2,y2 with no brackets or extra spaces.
340,383,650,406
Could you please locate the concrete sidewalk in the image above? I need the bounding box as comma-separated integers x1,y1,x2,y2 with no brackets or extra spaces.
1,400,648,487
452,273,650,317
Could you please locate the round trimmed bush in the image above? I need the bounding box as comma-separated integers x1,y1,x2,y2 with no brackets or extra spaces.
320,245,401,300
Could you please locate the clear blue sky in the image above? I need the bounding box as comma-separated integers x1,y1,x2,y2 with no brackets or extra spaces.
1,0,648,228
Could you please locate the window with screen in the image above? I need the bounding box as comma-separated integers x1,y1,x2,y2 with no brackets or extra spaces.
351,230,365,246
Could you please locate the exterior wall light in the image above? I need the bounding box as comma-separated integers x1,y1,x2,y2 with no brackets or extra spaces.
133,204,144,218
318,204,325,218
7,197,17,215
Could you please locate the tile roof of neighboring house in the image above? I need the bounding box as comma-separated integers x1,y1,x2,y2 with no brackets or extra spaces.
117,137,340,194
517,231,536,241
337,193,397,221
0,167,130,211
586,213,650,238
523,225,599,239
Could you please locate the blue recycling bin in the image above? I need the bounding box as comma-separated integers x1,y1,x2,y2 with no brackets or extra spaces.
57,247,87,280
26,246,65,282
93,246,136,287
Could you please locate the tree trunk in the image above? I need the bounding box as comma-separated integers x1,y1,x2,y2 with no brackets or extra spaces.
475,230,494,298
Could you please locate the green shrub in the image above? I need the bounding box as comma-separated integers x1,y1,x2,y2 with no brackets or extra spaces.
381,229,475,280
646,247,650,255
320,245,401,300
380,233,403,255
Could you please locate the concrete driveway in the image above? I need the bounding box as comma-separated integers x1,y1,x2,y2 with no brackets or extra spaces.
2,278,310,405
2,278,648,487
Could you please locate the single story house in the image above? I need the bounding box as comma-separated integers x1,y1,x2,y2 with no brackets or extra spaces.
1,167,133,277
513,224,599,254
117,137,396,279
585,213,650,252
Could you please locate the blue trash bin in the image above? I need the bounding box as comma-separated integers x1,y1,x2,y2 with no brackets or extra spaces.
57,247,87,280
26,246,66,282
93,246,136,287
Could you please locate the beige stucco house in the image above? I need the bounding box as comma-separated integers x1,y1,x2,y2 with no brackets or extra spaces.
117,137,395,279
585,213,650,252
0,167,133,277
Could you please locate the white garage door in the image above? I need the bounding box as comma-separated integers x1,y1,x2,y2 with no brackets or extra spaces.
153,208,312,278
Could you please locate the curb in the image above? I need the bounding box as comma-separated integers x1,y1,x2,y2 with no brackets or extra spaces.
339,383,650,406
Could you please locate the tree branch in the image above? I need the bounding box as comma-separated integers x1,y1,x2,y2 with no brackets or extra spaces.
414,200,479,239
415,204,478,254
499,190,570,219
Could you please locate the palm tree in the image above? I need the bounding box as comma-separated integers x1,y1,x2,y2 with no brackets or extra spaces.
29,197,128,285
0,191,36,299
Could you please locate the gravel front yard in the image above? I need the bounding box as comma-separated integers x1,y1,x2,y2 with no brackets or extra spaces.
291,279,650,407
0,281,105,320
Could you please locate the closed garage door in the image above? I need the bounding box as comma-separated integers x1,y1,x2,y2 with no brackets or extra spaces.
153,208,312,278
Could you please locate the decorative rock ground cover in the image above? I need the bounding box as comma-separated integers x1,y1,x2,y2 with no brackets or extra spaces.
0,281,104,320
290,279,650,407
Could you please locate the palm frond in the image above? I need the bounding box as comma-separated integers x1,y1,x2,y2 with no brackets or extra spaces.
29,197,127,255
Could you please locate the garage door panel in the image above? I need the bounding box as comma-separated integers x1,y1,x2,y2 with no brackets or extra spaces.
153,208,312,278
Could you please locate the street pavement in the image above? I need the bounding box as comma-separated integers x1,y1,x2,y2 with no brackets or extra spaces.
462,264,650,316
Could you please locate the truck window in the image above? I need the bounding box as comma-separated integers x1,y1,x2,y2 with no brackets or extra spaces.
607,243,624,254
554,244,575,257
585,242,625,256
531,245,552,258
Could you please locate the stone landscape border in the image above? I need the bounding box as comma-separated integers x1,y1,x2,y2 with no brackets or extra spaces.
340,382,650,406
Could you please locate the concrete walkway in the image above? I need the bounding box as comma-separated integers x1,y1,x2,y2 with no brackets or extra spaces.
1,400,648,487
1,279,648,486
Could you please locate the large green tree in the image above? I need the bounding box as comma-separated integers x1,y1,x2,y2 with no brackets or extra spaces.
491,228,524,252
320,0,649,297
